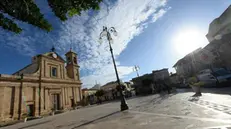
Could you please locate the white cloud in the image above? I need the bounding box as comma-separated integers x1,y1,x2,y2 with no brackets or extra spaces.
0,0,169,88
81,64,133,88
152,8,167,22
56,0,169,88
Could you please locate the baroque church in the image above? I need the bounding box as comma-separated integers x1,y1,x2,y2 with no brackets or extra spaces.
0,48,82,121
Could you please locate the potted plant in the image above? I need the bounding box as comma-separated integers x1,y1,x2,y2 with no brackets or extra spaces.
187,76,204,97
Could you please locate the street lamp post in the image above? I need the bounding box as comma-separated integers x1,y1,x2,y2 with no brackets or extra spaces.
100,26,129,111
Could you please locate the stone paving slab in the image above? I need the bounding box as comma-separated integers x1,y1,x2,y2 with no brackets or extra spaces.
1,104,119,129
73,111,231,129
129,93,231,120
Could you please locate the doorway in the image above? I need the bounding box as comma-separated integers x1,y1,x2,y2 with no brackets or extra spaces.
71,99,74,107
53,94,60,111
27,104,35,116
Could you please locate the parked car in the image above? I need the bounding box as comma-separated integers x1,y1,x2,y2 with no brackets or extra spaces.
197,69,217,87
197,68,231,87
212,68,231,85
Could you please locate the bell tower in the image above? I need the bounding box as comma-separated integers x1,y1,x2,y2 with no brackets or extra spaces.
65,49,80,80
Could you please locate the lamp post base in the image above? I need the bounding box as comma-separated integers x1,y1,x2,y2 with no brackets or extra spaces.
121,103,129,111
120,95,129,111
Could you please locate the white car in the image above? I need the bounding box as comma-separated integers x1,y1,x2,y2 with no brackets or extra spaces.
197,68,231,87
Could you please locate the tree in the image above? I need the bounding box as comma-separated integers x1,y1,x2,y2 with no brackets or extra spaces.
95,89,104,98
95,89,104,104
0,0,102,33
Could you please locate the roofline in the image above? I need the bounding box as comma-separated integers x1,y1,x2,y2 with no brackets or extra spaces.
207,5,231,37
172,48,202,67
65,51,77,56
12,64,33,75
219,5,231,18
152,68,168,73
40,54,65,63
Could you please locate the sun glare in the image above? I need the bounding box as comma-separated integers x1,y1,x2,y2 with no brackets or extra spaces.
173,29,207,56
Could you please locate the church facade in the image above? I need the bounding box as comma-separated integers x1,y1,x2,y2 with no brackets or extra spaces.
0,49,82,122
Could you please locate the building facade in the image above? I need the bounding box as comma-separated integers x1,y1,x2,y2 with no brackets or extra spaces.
205,4,231,70
132,73,154,95
82,88,97,105
206,5,231,42
100,81,120,100
0,49,82,122
152,68,170,81
173,48,212,78
173,4,231,78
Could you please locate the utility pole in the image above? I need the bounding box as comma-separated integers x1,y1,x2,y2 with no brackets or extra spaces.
133,65,140,77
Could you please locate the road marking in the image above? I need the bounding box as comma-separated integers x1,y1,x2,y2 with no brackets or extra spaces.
201,125,231,129
129,110,231,123
187,98,231,116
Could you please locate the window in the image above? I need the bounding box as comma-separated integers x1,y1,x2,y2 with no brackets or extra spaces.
76,69,80,80
67,57,71,64
52,67,57,77
74,57,77,64
67,57,71,62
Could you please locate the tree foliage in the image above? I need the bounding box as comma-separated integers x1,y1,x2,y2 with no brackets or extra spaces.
95,89,104,97
0,0,102,33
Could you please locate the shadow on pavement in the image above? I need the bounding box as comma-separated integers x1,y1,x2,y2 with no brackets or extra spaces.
188,97,200,102
152,92,177,104
71,111,120,129
135,92,178,108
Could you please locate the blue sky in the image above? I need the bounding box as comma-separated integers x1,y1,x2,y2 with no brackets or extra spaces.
119,0,231,81
0,0,230,88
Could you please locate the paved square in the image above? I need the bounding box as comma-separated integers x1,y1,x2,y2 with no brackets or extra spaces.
3,89,231,129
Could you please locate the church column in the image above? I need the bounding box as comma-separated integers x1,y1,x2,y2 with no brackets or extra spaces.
72,87,75,105
18,79,23,120
78,87,82,101
34,87,40,116
10,87,16,118
40,87,44,114
0,87,5,120
45,89,49,111
38,59,42,116
43,87,46,111
74,87,77,103
44,60,46,77
13,87,20,119
61,87,65,109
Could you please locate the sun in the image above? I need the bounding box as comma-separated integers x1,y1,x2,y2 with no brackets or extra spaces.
173,29,207,56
